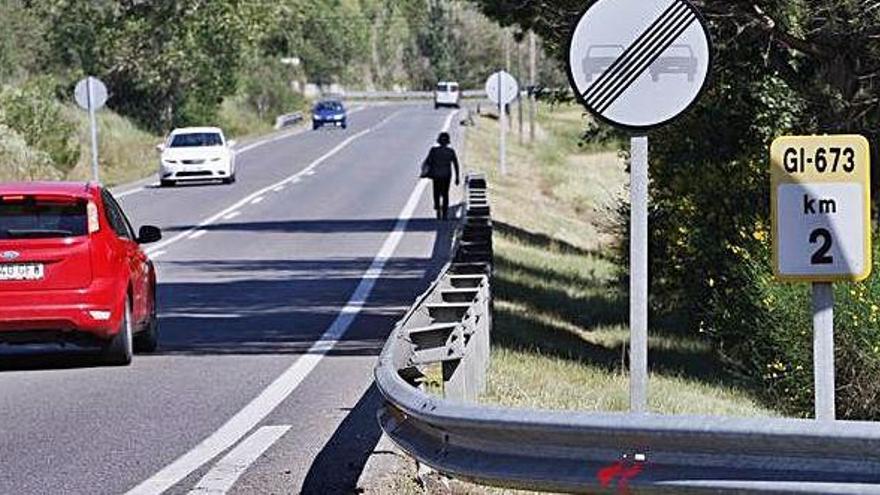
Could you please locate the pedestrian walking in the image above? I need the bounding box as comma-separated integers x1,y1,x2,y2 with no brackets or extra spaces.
420,132,460,220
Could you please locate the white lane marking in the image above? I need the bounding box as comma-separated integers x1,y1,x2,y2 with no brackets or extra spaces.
126,110,455,495
234,106,368,155
188,230,207,240
113,107,372,198
272,187,284,193
115,186,145,198
222,212,241,220
250,197,264,205
289,178,301,184
142,110,402,257
186,425,291,495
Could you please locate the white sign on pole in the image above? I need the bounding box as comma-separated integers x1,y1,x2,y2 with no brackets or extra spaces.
485,71,519,175
485,70,518,105
567,0,711,131
74,76,108,184
566,0,712,414
75,77,108,111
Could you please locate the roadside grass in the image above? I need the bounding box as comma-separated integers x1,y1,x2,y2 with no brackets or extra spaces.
466,101,774,417
64,105,160,186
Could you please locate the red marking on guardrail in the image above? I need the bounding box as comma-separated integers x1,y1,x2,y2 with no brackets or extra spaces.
597,455,645,494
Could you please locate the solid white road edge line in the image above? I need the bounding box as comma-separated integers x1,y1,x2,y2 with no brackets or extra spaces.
125,109,456,495
186,425,292,495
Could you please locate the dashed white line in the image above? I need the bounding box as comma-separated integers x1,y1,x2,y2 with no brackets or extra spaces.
111,107,371,198
142,110,403,258
272,187,284,193
250,197,264,205
188,230,207,240
186,425,291,495
115,186,145,198
222,212,241,220
125,109,455,495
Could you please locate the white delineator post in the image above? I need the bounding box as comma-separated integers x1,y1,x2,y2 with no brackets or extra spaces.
87,78,100,183
812,282,835,421
630,135,649,413
498,72,507,175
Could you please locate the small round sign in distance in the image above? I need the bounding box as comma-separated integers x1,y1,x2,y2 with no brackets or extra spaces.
74,76,108,111
566,0,712,131
485,70,519,106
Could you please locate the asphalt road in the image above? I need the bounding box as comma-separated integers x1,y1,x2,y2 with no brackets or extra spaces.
0,104,461,494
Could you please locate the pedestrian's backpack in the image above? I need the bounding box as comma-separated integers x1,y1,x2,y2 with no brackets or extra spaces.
420,155,432,178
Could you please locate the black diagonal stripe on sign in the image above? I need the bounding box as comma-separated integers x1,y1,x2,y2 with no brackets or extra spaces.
582,1,685,102
586,5,693,108
594,13,696,114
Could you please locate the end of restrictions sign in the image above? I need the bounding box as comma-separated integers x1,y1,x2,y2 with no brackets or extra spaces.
771,135,872,282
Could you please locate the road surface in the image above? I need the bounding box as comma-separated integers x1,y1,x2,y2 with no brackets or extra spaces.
0,104,461,494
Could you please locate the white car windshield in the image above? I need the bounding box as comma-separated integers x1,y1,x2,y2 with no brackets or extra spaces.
169,133,223,148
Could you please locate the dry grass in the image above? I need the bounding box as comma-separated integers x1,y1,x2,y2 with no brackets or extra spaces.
63,106,160,186
465,102,774,417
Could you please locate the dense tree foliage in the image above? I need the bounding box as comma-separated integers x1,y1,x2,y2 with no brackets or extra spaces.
471,0,880,419
0,0,539,133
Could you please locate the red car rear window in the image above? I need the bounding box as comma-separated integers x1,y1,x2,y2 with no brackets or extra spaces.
0,197,87,239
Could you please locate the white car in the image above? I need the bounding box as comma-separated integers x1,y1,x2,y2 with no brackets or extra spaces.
157,127,236,187
434,82,461,109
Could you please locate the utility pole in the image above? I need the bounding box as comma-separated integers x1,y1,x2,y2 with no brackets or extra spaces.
529,31,537,143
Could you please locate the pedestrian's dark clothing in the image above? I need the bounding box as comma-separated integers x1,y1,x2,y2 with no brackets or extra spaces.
433,177,451,219
421,145,460,220
423,146,459,179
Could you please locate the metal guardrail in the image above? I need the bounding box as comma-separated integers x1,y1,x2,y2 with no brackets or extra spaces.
375,178,880,494
274,111,304,130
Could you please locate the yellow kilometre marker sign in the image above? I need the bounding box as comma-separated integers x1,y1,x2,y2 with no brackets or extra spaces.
771,135,872,282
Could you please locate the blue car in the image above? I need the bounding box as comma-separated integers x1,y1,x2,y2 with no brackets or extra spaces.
312,100,348,130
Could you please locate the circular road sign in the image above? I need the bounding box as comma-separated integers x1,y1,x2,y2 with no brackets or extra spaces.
485,71,519,105
567,0,711,131
74,76,108,111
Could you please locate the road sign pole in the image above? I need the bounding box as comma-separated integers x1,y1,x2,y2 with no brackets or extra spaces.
87,78,100,183
630,135,649,413
498,73,507,175
529,31,537,144
812,282,835,421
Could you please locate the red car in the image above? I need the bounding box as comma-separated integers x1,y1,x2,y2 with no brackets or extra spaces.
0,182,161,365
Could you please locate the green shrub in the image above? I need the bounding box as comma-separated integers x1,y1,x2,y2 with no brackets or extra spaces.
709,236,880,419
0,123,61,181
0,77,80,173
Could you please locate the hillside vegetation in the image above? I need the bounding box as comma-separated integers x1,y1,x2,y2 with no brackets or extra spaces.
0,0,562,185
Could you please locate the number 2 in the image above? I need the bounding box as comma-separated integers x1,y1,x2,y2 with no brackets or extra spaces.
810,228,833,265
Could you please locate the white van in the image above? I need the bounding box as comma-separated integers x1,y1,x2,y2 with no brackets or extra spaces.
434,82,461,109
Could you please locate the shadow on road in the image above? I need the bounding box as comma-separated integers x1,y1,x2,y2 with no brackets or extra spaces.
300,383,387,494
162,218,441,235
